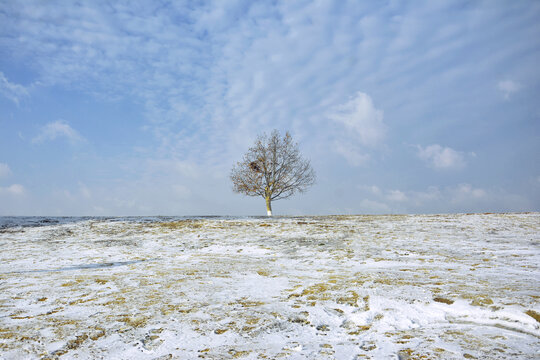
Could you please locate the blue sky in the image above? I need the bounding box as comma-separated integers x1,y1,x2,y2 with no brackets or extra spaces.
1,0,539,216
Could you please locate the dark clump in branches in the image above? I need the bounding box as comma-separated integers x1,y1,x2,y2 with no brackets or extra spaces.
230,130,315,216
249,161,261,173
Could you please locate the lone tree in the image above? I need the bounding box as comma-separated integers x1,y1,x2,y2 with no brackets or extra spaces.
230,130,315,216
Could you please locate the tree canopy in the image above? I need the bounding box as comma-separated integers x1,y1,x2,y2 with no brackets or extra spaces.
230,130,315,215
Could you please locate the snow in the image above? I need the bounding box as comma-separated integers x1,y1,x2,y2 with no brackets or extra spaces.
0,213,539,359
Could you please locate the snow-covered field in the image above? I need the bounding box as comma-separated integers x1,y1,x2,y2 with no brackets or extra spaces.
0,213,539,359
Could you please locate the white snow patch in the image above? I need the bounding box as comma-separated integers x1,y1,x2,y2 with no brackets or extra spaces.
0,214,538,359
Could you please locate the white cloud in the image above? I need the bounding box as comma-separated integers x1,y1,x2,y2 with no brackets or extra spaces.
329,92,387,148
0,163,12,178
450,183,486,204
357,183,513,213
497,80,521,100
0,72,28,105
358,199,391,214
172,184,192,199
386,190,408,202
410,186,442,204
143,159,203,182
32,120,85,144
333,141,371,167
416,144,466,170
360,185,381,195
0,184,25,196
327,92,387,166
0,1,212,159
79,183,91,199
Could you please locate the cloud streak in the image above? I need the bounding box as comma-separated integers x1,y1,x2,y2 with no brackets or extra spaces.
32,120,85,144
0,72,28,105
0,163,12,178
497,80,521,100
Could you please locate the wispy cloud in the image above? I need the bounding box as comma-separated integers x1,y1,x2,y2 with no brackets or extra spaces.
1,1,538,214
328,92,387,166
497,80,521,100
0,72,28,105
416,144,466,170
329,92,387,148
357,183,529,214
386,190,408,202
0,163,24,197
2,1,535,166
78,183,91,199
358,199,391,214
32,120,85,144
333,142,371,167
0,163,12,178
450,183,486,204
0,184,25,196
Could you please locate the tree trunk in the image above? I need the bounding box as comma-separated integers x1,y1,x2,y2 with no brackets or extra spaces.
265,196,272,216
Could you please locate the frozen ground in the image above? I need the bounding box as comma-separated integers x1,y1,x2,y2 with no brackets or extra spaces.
0,213,539,359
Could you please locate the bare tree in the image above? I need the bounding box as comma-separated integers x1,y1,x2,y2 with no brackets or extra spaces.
231,130,315,216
